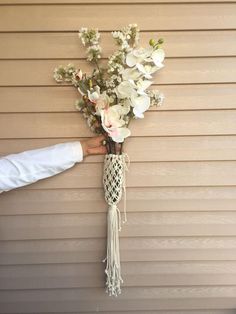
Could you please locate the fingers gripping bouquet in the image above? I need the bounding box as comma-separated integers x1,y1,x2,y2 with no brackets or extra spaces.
53,24,165,296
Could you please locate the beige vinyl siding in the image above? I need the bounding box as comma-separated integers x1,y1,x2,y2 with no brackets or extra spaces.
0,0,236,313
0,4,235,31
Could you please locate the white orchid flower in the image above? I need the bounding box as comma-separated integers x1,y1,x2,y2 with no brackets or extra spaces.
111,102,130,116
121,99,131,115
136,63,159,79
151,48,165,67
135,79,153,95
121,67,141,81
130,94,150,118
126,79,152,96
116,80,137,99
94,91,111,116
102,105,126,128
101,105,131,142
107,126,131,143
126,47,152,67
87,85,101,103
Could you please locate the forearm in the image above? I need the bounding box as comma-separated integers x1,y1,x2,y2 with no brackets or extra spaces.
0,141,83,193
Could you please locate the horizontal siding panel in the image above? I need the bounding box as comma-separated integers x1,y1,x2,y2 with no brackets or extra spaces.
0,0,235,312
66,312,236,314
4,161,236,189
0,112,93,138
1,135,236,163
1,237,236,265
1,0,235,3
18,312,236,314
0,287,236,312
68,312,236,314
1,186,236,215
0,4,235,32
1,211,236,240
1,58,236,86
22,311,236,314
97,135,236,162
1,261,236,289
1,31,236,59
1,84,236,112
1,110,236,139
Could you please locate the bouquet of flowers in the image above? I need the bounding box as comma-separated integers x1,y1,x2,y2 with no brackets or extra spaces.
53,24,165,297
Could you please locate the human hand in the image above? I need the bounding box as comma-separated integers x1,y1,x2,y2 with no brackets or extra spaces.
80,135,107,157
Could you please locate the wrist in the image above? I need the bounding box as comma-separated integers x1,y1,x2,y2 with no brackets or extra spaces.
80,140,89,157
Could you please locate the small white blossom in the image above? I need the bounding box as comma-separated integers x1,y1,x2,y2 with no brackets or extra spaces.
53,68,63,82
148,90,165,106
78,27,100,46
86,45,102,62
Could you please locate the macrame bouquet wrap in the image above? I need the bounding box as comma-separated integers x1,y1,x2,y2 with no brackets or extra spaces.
102,153,129,296
53,24,165,296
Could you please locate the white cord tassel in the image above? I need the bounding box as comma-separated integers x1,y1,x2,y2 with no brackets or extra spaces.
103,204,123,296
102,153,130,297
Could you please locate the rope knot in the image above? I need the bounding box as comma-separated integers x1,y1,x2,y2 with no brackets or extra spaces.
102,152,130,297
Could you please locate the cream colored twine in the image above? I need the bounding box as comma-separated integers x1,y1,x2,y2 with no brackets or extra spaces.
121,152,130,225
102,152,130,297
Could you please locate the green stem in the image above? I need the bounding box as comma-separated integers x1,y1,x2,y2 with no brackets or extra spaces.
94,60,101,73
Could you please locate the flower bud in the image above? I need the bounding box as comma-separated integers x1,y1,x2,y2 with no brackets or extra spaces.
76,69,83,80
149,39,156,47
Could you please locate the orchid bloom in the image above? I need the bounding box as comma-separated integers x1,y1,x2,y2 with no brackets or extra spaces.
126,47,152,67
116,79,151,118
136,63,159,79
121,67,141,81
130,94,150,118
87,85,101,103
94,91,111,115
151,48,165,67
101,105,131,142
133,79,153,95
116,80,137,99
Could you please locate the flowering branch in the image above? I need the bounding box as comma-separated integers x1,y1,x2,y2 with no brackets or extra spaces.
53,24,165,146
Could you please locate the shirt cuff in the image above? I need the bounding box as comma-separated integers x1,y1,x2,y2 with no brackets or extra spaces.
71,141,84,163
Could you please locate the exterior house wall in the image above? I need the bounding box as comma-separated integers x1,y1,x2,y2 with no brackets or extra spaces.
0,0,236,312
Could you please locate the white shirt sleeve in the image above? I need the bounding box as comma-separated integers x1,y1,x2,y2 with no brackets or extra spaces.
0,141,83,193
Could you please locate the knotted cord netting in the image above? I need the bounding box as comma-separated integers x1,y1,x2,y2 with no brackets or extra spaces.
102,152,130,297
